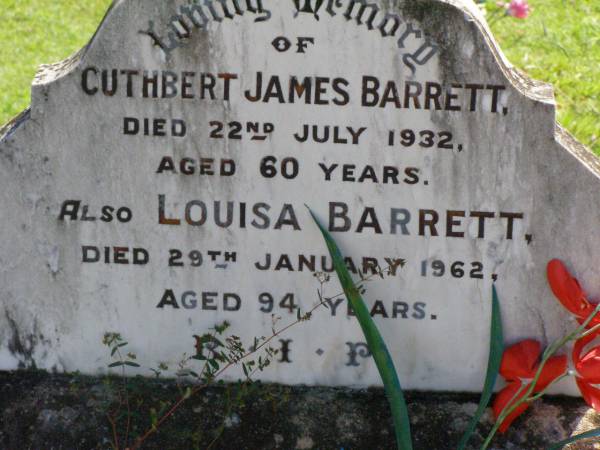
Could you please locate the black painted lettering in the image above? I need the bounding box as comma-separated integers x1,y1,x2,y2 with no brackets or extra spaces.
419,209,439,236
263,75,285,103
465,83,484,112
383,166,399,184
500,212,524,239
142,70,159,98
202,292,218,310
356,208,382,234
157,289,180,309
170,119,188,137
470,211,495,239
251,203,271,229
182,291,197,309
120,69,139,97
361,76,379,106
157,156,176,174
404,167,420,184
224,293,241,311
181,71,196,98
445,84,461,111
82,246,100,263
326,297,345,316
158,194,181,225
81,67,99,95
218,73,238,101
390,208,411,235
332,78,350,105
446,210,465,238
186,200,207,226
424,82,442,110
314,77,330,105
329,202,351,232
413,302,427,319
487,85,506,113
319,163,338,181
289,76,312,103
58,200,81,221
245,71,262,102
162,71,178,98
404,81,422,109
215,201,234,228
275,204,301,230
379,81,401,108
124,117,139,135
371,300,388,318
392,302,409,319
201,73,216,99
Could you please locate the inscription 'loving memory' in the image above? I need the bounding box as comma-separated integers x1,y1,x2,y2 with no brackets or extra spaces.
142,0,438,73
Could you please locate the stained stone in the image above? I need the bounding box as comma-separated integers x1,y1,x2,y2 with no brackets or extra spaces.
1,0,598,394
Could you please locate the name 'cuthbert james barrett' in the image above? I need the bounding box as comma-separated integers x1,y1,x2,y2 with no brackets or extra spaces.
80,68,507,113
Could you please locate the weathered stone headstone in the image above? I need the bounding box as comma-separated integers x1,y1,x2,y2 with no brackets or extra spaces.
1,0,598,393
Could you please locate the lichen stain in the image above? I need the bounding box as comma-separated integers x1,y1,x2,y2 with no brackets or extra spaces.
5,309,43,369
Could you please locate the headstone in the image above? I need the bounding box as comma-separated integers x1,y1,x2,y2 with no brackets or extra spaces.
1,0,598,394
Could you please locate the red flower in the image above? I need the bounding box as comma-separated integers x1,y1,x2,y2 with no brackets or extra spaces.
547,259,600,329
573,334,600,410
493,340,567,432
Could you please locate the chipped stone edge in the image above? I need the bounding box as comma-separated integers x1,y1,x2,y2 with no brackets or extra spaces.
0,108,31,143
0,0,121,144
441,0,600,177
442,0,555,103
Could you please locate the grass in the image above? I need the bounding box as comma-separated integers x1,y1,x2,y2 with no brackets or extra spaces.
486,0,600,154
0,0,598,154
0,0,111,122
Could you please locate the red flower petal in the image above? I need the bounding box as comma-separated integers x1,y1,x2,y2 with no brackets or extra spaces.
492,381,530,433
500,340,541,380
535,355,567,391
576,378,600,411
577,347,600,384
576,305,600,331
573,333,600,384
547,259,591,316
573,333,596,368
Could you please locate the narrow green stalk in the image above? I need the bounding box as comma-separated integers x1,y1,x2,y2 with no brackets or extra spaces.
309,207,413,450
548,427,600,449
577,321,600,339
457,285,504,450
528,374,569,402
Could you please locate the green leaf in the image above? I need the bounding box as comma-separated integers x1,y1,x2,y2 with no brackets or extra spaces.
456,284,504,450
548,428,600,450
108,362,124,368
150,407,158,428
123,361,140,368
309,207,413,450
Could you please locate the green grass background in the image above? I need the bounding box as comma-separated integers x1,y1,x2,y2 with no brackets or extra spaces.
0,0,598,153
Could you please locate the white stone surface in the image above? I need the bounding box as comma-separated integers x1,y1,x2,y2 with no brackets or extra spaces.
0,0,598,394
